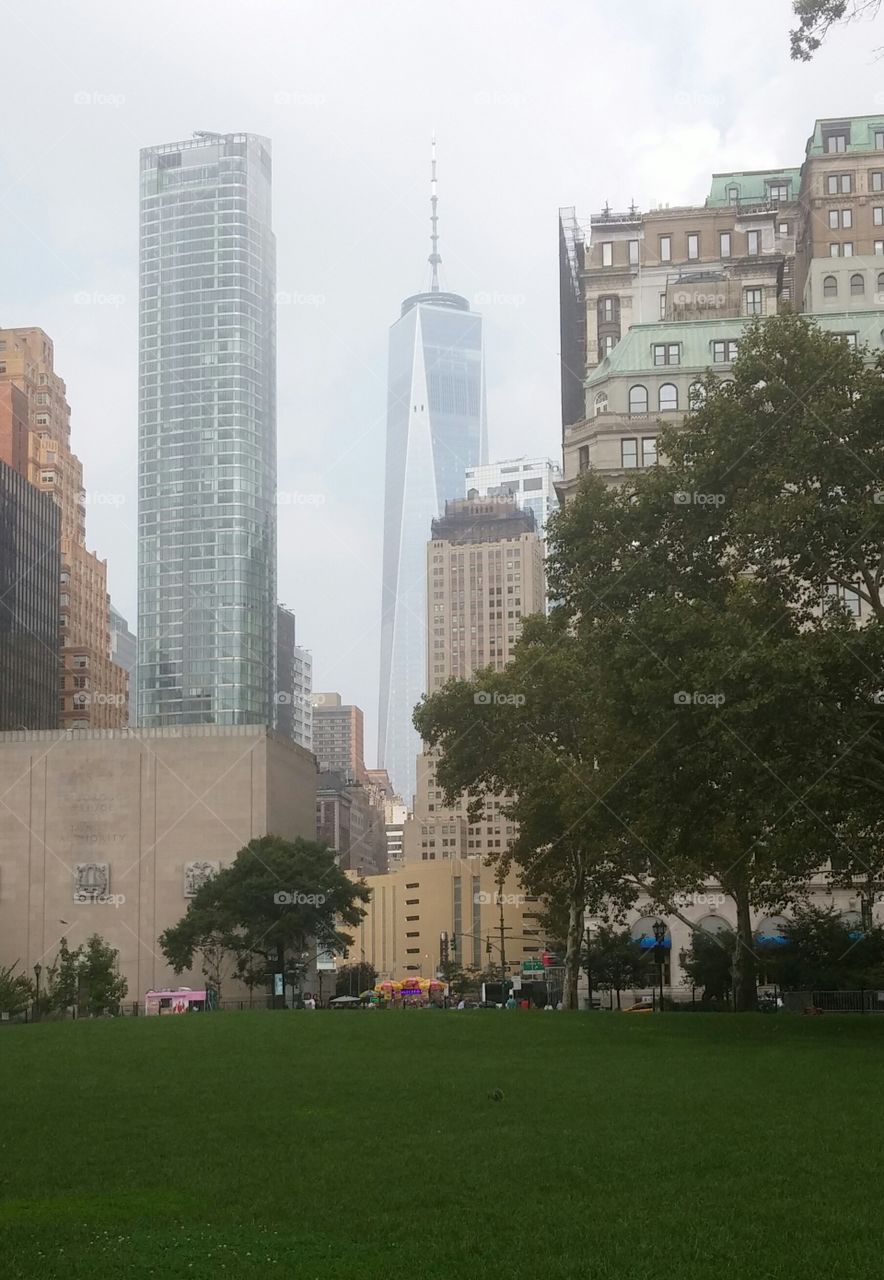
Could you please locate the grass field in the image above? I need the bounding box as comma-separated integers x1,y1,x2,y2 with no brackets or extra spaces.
1,1011,882,1279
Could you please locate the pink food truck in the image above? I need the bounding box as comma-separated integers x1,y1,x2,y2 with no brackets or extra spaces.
144,987,217,1015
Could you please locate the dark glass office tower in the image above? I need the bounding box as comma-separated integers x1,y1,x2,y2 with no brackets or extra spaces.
377,152,487,801
137,132,277,726
0,460,60,730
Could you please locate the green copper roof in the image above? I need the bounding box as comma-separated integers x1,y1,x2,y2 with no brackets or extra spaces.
586,312,884,386
805,115,884,157
707,168,801,207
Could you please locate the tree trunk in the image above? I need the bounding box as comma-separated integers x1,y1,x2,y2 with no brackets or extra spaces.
562,866,586,1009
732,881,758,1012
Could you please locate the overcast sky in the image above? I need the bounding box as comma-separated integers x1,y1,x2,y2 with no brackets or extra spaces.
2,0,881,764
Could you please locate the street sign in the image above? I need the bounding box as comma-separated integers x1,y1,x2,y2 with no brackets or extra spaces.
522,959,544,973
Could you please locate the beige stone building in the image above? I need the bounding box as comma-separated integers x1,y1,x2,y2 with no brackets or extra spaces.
0,726,317,1001
0,327,128,728
345,858,549,981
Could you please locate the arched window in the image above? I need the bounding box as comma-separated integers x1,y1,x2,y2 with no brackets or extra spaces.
628,385,648,415
594,392,608,417
823,274,838,298
688,381,707,410
878,271,884,292
850,272,865,296
659,383,678,412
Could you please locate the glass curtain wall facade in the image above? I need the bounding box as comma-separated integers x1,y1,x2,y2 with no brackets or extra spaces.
0,459,60,730
377,291,486,803
138,133,277,727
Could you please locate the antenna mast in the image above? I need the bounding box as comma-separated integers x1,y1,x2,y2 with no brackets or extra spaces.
429,134,441,292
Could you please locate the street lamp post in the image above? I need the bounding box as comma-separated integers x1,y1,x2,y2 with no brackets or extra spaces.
33,963,42,1021
652,919,667,1012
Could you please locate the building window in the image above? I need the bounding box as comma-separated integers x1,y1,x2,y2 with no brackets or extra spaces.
688,381,707,410
577,445,589,473
827,174,852,194
599,334,616,358
719,232,731,258
599,295,619,323
628,385,649,414
779,221,791,234
850,273,865,296
744,287,763,316
746,230,761,255
830,244,841,256
823,274,838,298
876,131,884,149
727,185,739,203
828,210,839,229
601,242,613,266
876,241,884,255
659,235,672,262
768,182,790,201
843,242,854,257
658,383,678,412
825,130,848,153
875,207,884,226
628,239,639,264
659,292,667,319
871,171,884,192
878,271,884,291
641,437,657,467
843,333,858,349
712,339,739,363
653,343,680,366
621,438,638,469
594,392,608,416
687,232,700,260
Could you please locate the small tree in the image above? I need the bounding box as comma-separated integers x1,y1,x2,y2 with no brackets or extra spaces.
0,962,35,1016
45,936,127,1015
583,926,647,1010
335,962,378,997
680,929,736,1003
765,906,884,991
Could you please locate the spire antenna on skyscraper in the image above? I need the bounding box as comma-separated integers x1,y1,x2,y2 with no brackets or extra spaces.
429,134,441,292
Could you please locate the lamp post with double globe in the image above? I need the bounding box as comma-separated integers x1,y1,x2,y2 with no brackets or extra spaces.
652,919,667,1012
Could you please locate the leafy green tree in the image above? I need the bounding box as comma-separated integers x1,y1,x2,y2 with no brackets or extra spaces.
765,906,884,990
0,962,35,1016
790,1,881,59
79,935,128,1015
680,929,736,1003
160,836,369,999
583,926,647,1009
335,961,378,996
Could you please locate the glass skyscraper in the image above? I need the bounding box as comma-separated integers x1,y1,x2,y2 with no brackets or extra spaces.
377,285,487,803
137,132,277,727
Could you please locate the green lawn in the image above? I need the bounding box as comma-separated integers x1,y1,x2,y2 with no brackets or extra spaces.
1,1011,882,1278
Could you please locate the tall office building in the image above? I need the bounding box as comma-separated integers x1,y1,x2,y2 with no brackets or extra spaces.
0,328,127,729
377,144,487,803
558,114,884,503
138,132,277,727
0,459,59,730
464,457,562,535
403,495,544,865
275,605,313,751
312,692,366,780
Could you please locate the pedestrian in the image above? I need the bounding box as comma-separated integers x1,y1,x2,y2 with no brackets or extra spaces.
505,993,517,1010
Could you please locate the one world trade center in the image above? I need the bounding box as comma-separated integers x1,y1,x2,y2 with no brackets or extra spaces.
377,144,487,803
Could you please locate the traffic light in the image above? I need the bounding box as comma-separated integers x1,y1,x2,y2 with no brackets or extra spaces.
439,931,450,966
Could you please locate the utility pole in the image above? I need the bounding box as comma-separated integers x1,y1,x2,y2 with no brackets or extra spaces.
498,890,507,995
